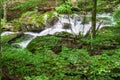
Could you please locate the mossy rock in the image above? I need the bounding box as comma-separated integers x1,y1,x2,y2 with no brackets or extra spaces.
27,36,62,54
63,23,71,29
54,31,75,38
19,11,58,32
1,34,18,44
10,19,22,31
27,32,77,54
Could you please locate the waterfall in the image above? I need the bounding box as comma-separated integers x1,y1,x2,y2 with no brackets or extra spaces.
1,13,114,48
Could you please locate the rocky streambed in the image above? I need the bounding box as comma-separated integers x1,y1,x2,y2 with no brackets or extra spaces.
1,12,115,48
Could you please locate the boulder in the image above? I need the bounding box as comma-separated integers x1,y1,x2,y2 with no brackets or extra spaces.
63,23,71,29
19,11,58,32
46,16,59,27
26,32,77,54
1,32,23,44
2,11,58,32
1,19,21,32
27,36,62,54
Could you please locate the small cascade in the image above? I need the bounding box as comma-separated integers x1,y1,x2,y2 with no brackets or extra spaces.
1,31,18,36
97,13,116,26
16,32,39,48
1,13,115,48
17,36,35,48
37,14,91,36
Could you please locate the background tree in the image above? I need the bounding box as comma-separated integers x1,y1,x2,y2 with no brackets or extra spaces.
3,0,7,23
91,0,97,38
90,0,97,50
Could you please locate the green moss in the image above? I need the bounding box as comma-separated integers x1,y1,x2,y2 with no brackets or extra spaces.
27,36,62,53
10,19,22,31
45,11,57,20
19,11,57,31
1,42,120,80
21,11,36,18
1,34,17,43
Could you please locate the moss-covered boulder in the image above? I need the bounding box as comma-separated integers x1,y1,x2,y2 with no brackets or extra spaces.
2,11,58,32
1,19,21,32
1,34,17,44
1,32,23,44
26,32,78,53
27,36,62,54
19,11,58,32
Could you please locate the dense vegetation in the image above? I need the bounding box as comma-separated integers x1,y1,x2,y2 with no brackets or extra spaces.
1,0,120,80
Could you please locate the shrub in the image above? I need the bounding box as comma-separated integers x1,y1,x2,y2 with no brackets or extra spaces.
11,0,42,11
1,43,120,80
55,3,72,14
113,5,120,27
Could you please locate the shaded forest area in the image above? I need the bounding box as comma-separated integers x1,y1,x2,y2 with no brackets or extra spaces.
0,0,120,80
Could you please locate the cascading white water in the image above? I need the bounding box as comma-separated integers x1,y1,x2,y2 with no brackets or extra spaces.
1,13,115,48
1,31,18,36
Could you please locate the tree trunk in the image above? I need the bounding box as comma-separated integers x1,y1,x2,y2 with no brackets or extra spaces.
91,0,97,38
3,1,7,23
90,0,97,50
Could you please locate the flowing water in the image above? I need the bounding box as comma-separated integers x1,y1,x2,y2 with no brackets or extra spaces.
1,13,115,48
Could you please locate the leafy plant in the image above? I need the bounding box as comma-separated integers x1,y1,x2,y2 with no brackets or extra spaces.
11,0,42,11
55,3,72,14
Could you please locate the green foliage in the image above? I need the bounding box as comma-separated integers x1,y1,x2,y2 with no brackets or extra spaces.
81,27,120,51
0,8,3,18
27,36,62,53
88,49,120,80
11,19,22,31
113,5,120,27
1,42,120,80
55,3,72,14
11,0,42,11
24,75,49,80
1,1,120,79
1,34,17,43
19,11,56,28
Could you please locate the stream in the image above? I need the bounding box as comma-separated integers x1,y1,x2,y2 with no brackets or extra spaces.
1,13,115,48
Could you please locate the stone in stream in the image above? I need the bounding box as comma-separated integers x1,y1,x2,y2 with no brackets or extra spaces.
46,16,59,28
63,23,71,29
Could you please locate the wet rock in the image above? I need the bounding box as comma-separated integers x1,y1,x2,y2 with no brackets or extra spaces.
71,7,80,11
63,23,71,29
46,16,59,27
54,32,75,38
81,16,90,24
21,23,45,32
54,32,78,48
